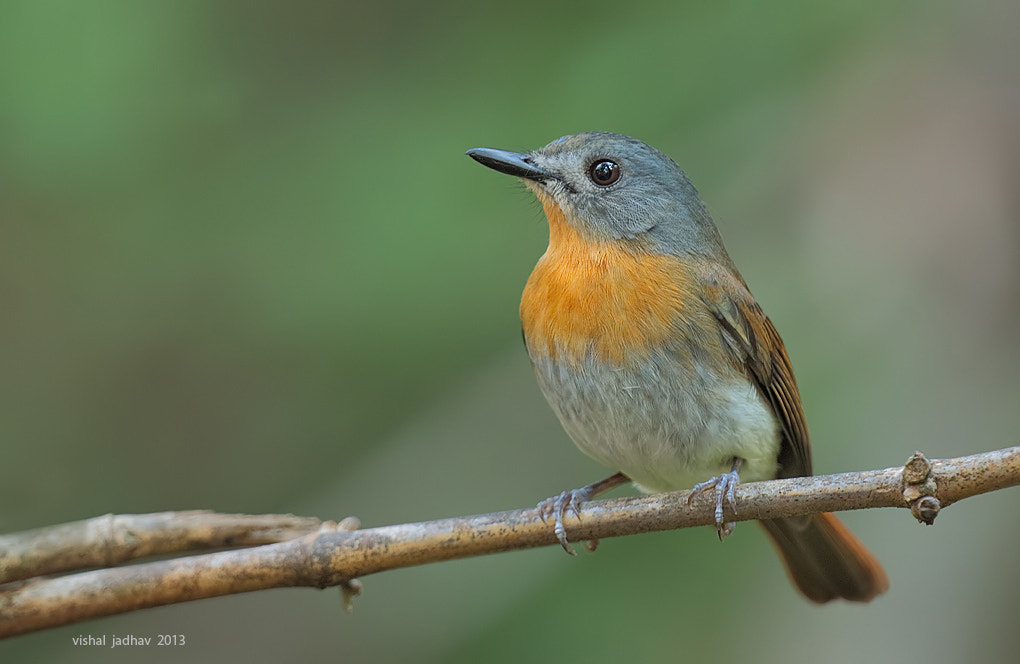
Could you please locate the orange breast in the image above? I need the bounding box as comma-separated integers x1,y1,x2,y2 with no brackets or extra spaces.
520,196,699,365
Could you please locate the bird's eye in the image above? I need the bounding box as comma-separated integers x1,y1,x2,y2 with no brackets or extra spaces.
588,159,620,186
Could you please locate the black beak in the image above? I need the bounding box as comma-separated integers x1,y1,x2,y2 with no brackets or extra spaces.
466,147,554,182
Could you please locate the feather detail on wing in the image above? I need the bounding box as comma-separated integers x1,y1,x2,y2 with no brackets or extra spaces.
700,266,812,479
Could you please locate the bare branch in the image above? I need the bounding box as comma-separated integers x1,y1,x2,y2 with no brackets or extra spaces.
0,512,324,585
1,447,1017,638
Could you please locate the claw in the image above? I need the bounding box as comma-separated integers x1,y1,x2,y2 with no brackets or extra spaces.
688,459,743,539
537,472,631,555
538,487,594,555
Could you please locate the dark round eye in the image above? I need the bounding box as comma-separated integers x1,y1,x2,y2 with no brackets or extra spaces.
588,159,620,186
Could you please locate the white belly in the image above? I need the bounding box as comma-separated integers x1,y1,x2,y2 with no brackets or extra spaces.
532,348,781,493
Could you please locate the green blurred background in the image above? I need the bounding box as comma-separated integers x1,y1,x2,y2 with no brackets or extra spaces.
2,0,1018,661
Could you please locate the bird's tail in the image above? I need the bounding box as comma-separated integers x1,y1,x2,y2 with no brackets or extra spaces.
759,512,888,603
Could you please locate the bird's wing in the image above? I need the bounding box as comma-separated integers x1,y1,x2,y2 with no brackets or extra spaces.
700,265,812,479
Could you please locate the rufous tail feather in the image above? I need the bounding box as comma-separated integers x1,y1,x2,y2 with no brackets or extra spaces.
759,512,888,603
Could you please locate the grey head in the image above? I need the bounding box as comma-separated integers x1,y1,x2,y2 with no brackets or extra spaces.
466,131,727,257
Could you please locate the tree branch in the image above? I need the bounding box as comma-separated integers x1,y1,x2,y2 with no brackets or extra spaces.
0,511,325,585
1,447,1017,638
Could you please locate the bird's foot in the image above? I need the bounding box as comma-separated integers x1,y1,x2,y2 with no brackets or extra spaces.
538,488,592,555
538,472,629,555
688,459,743,540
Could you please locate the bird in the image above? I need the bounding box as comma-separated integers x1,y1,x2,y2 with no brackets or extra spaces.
465,132,888,603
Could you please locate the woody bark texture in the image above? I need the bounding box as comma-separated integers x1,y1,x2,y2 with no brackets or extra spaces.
1,447,1017,638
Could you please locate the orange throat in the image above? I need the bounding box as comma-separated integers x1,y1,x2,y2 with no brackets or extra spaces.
520,196,695,365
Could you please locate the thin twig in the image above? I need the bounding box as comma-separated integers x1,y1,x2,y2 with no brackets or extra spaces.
0,512,324,584
0,447,1017,638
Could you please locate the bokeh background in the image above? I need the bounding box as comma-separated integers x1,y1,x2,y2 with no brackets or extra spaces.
2,0,1018,661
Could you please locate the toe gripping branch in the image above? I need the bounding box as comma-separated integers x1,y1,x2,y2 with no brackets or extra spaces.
688,458,743,540
538,472,629,555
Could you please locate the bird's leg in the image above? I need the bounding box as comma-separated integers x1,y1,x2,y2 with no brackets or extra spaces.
688,458,743,540
538,471,630,555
